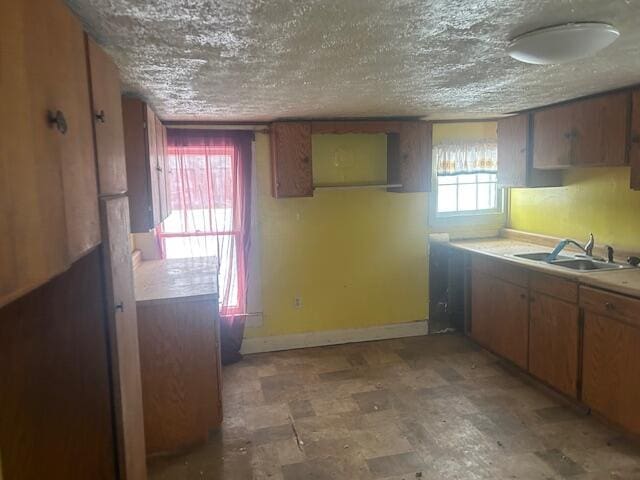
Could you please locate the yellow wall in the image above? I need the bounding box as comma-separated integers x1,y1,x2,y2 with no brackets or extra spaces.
246,133,428,338
509,167,640,250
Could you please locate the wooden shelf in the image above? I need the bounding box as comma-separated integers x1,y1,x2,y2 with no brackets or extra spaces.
313,182,402,191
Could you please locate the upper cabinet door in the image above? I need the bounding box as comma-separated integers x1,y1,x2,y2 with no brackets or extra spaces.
388,121,432,193
270,122,313,198
629,88,640,190
533,92,629,169
145,106,162,227
154,118,170,223
44,1,100,262
87,36,128,195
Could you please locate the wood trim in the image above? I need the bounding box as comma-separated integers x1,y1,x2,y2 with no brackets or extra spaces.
311,120,400,135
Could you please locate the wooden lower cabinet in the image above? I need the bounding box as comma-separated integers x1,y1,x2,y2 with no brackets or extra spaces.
581,287,640,435
528,292,579,398
471,269,529,369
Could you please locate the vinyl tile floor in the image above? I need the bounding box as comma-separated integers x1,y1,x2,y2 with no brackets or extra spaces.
148,334,640,479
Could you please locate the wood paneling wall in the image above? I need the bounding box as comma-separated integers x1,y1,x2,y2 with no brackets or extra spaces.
0,249,117,480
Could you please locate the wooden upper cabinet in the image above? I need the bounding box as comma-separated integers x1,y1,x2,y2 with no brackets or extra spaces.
0,0,100,306
86,36,127,195
497,114,561,188
388,121,432,193
629,88,640,190
122,98,169,232
533,92,629,169
270,122,313,198
155,117,170,220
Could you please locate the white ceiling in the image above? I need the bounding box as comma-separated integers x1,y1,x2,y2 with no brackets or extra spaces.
66,0,640,121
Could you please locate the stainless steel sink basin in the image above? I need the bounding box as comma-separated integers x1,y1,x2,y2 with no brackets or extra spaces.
513,252,570,261
551,259,630,271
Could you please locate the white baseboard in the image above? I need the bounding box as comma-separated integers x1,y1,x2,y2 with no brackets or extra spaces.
240,320,428,355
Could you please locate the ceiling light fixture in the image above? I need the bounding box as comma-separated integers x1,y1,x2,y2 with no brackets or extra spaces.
508,22,620,65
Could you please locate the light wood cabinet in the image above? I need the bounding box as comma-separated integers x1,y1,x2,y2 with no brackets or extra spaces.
0,0,100,307
528,291,579,398
270,122,313,198
497,114,561,188
87,36,128,195
471,261,529,369
100,197,147,480
581,286,640,434
122,97,170,232
533,92,629,169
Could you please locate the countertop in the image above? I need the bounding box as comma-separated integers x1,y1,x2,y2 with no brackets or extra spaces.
444,237,640,298
134,257,219,306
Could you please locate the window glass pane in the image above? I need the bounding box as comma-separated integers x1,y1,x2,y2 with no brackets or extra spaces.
457,174,477,184
477,173,495,182
477,183,496,210
437,185,457,212
458,183,477,211
437,175,457,185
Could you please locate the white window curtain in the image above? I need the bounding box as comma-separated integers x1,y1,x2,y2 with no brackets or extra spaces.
435,140,498,176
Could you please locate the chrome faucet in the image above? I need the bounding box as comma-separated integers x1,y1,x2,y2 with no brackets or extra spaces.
546,233,595,262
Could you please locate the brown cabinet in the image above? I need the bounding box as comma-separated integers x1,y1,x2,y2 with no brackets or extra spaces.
581,286,640,434
122,98,170,232
629,88,640,190
528,291,579,398
270,122,313,198
497,113,561,188
0,0,100,307
100,197,147,480
387,121,432,193
87,36,128,195
533,92,629,169
470,259,529,369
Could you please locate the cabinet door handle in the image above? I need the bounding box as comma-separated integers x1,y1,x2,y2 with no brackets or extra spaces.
520,293,527,300
47,110,68,134
115,302,124,313
605,301,615,311
564,131,576,140
156,166,163,172
95,110,106,123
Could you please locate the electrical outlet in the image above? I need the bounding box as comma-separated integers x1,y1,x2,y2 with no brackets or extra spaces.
294,296,303,309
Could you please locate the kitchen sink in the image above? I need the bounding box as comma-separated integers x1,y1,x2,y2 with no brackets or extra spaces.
551,259,630,271
513,252,570,261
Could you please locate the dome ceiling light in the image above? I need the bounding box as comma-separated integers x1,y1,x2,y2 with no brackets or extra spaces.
508,22,620,65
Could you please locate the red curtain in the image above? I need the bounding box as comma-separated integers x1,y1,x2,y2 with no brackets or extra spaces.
161,129,253,364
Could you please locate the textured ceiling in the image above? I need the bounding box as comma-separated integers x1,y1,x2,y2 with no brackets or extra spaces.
66,0,640,121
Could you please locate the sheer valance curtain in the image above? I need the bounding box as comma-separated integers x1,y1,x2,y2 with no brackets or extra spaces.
434,140,498,176
160,129,253,364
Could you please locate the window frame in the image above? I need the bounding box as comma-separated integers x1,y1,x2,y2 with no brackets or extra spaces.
434,172,504,218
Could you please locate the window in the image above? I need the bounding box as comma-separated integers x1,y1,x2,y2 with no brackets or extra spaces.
437,173,499,214
433,140,502,216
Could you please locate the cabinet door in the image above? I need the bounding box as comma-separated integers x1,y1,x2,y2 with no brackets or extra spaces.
123,98,152,232
471,270,529,369
583,312,640,434
100,196,148,480
145,106,162,226
528,292,579,398
532,104,573,169
497,114,561,188
629,88,640,190
40,1,100,261
87,36,127,195
270,122,312,198
387,121,432,193
155,117,170,222
571,92,629,167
